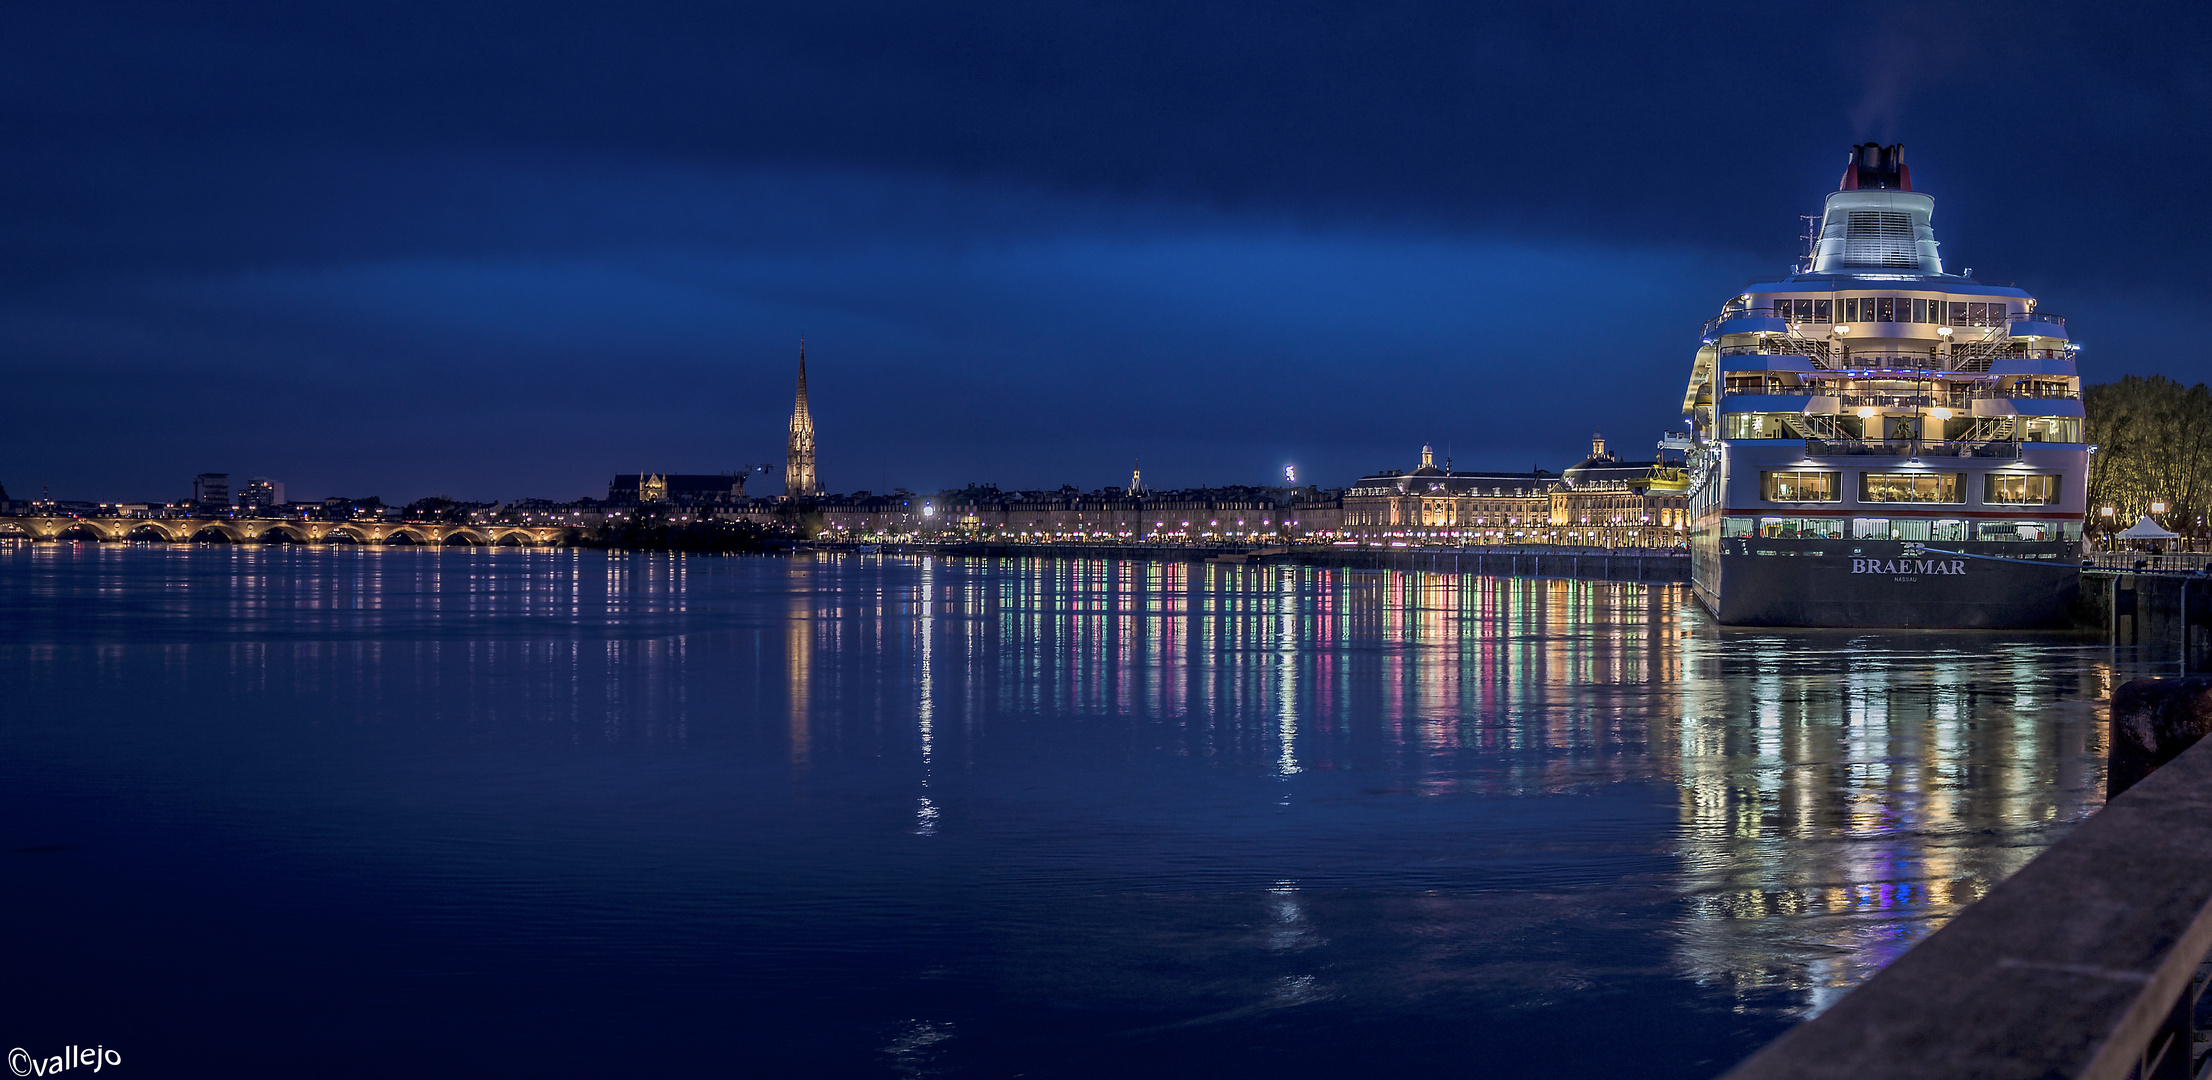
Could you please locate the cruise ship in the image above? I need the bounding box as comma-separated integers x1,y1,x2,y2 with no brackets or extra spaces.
1682,143,2084,627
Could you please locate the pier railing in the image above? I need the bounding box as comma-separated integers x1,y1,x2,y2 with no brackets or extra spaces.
1720,712,2212,1080
2086,552,2212,573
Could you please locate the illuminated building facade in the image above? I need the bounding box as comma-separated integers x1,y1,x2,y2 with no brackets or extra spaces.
238,476,286,509
1342,438,1688,548
932,485,1339,542
607,473,747,506
192,473,230,509
1549,434,1690,548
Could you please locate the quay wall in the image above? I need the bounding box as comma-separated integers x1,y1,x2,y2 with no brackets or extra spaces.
2084,570,2212,668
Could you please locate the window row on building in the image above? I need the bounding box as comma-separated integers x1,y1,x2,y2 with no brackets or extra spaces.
1716,516,2081,542
1722,413,2082,444
1748,297,2016,327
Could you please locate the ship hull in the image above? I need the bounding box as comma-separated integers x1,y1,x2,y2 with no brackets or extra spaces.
1691,537,2079,628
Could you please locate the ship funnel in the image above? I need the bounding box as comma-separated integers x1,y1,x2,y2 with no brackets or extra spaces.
1843,143,1910,191
1811,143,1941,274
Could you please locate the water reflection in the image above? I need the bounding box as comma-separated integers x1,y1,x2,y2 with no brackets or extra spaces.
0,544,2129,1074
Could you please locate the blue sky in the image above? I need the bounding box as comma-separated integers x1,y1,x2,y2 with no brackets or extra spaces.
1,2,2206,502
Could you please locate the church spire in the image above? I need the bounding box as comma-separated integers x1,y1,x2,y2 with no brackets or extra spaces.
785,340,821,497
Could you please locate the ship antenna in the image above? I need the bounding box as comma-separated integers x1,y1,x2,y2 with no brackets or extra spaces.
1797,213,1819,273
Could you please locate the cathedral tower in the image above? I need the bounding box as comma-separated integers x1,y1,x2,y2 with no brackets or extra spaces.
785,343,821,498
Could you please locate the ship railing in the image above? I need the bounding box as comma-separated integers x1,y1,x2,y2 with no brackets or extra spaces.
1705,309,2064,337
1837,348,1942,370
1701,306,1786,335
1725,387,2078,410
1715,341,1835,357
1837,392,1965,408
1803,438,2025,459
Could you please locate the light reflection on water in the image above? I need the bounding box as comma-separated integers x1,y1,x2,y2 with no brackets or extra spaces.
0,544,2116,1077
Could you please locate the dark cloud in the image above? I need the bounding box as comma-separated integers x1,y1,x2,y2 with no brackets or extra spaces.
0,1,2207,501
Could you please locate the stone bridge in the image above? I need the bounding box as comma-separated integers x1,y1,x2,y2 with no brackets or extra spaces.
0,515,572,546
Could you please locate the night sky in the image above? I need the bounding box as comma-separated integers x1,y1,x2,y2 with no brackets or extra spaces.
2,2,2207,504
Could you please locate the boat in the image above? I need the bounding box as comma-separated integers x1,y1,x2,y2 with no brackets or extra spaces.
1681,143,2084,627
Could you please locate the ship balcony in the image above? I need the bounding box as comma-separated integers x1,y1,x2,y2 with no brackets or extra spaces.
1722,386,2078,403
1834,345,2073,375
1701,307,1788,341
1801,438,2027,459
2007,312,2068,340
1719,353,1821,374
1986,356,2079,377
1717,391,1840,414
1970,395,2085,418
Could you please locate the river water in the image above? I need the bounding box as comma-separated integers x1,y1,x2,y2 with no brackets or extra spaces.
0,545,2116,1077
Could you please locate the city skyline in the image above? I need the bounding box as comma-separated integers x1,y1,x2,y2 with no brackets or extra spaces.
0,4,2207,504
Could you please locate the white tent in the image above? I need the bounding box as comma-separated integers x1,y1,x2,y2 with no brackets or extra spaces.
2118,515,2179,540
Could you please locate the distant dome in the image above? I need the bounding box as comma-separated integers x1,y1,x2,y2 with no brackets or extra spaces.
1563,449,1621,488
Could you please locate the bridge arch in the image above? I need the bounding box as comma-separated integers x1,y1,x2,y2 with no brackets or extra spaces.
380,527,427,545
491,528,533,546
189,524,244,543
324,526,368,544
248,523,312,544
54,522,111,542
125,522,183,542
437,528,489,546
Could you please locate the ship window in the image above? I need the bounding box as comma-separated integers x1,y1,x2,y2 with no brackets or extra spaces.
1930,519,1967,541
1814,299,1832,323
1721,517,1755,537
1967,302,1989,326
1722,413,1801,439
1912,298,1929,323
1949,302,1967,325
1877,297,1895,322
1757,517,1845,539
1859,472,1965,503
2021,417,2082,443
1985,474,2060,504
1844,298,1860,322
1850,517,1892,539
1976,521,2054,542
1761,471,1841,501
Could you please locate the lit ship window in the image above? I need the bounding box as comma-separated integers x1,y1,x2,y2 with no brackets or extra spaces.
1761,471,1842,502
1985,475,2061,505
1859,473,1965,503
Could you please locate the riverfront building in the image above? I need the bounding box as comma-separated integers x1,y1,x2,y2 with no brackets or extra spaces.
192,473,230,509
238,477,286,509
1341,437,1688,548
607,473,748,506
929,485,1341,542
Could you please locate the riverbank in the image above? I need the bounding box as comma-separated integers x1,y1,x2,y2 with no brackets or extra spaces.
830,541,1692,583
